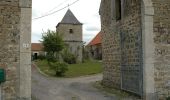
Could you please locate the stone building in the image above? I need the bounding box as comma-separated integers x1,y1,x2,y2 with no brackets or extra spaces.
56,9,83,62
87,32,102,60
0,0,32,100
31,43,45,59
100,0,170,99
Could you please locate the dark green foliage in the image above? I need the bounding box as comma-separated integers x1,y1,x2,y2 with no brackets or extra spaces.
49,62,68,76
37,55,46,60
167,96,170,100
62,49,76,64
42,30,64,53
46,52,57,62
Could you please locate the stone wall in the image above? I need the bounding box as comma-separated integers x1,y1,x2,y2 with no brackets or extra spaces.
100,0,170,99
100,0,121,88
57,24,83,62
152,0,170,98
0,0,32,99
100,0,142,89
65,41,83,62
0,0,20,99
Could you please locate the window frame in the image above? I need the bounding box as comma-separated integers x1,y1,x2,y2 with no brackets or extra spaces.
69,29,73,34
111,0,123,21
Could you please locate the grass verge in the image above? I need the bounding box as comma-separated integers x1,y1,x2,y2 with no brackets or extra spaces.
35,60,102,78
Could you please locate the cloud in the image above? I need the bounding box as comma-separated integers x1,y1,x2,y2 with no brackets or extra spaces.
32,0,102,43
31,33,42,43
85,26,100,32
83,32,98,45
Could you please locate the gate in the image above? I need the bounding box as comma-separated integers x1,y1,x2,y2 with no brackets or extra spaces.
120,31,143,96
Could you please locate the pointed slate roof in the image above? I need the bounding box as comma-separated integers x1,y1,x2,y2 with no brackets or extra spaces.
59,9,82,25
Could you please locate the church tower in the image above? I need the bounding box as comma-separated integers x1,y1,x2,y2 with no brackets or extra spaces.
56,9,83,62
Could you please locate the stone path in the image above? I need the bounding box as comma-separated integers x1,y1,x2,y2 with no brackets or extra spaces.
32,64,117,100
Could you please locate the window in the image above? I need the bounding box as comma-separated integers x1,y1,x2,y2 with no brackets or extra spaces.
115,0,121,20
69,29,73,34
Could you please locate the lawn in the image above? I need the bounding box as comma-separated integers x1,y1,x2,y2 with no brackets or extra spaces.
35,60,103,78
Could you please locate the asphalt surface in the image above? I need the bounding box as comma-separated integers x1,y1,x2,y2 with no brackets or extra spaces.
32,64,117,100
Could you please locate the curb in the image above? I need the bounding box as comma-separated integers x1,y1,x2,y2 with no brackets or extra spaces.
32,62,50,77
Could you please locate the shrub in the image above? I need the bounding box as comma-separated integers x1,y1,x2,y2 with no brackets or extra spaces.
49,62,68,76
167,96,170,100
37,55,46,60
62,49,76,64
63,53,76,64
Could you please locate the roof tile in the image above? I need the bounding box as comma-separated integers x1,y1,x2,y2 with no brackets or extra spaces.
88,32,102,46
31,43,44,51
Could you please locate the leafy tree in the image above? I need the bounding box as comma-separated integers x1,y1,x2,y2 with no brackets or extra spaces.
42,30,68,76
42,30,64,57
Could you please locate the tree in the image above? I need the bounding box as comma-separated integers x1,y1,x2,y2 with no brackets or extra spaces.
42,30,64,58
42,30,68,76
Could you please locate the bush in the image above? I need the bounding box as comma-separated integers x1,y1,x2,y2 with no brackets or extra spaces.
63,53,76,64
62,49,76,64
167,96,170,100
37,55,46,60
49,62,68,76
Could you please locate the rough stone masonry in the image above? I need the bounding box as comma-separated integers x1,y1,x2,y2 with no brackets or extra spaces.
100,0,170,100
0,0,32,100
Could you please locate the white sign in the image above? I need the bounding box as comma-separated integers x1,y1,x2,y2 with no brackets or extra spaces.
23,43,30,48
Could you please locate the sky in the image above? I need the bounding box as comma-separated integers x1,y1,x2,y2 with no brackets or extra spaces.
32,0,101,44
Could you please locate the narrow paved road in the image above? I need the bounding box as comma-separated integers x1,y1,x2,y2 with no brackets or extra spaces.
32,64,117,100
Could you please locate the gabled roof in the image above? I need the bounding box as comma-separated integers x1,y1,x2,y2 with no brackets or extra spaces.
31,43,44,51
88,32,102,46
59,9,82,25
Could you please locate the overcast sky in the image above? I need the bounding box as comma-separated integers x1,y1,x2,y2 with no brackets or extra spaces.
32,0,101,44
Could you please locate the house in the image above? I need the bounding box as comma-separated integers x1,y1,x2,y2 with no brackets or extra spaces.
0,0,32,99
87,32,102,60
100,0,170,99
31,43,45,59
56,9,83,62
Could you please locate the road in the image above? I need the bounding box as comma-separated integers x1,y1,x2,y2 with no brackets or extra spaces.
32,64,117,100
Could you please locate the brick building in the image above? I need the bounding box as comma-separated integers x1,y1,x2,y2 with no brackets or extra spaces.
56,9,83,62
0,0,32,99
100,0,170,99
